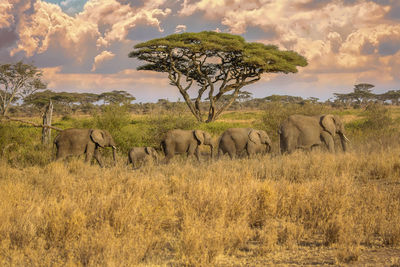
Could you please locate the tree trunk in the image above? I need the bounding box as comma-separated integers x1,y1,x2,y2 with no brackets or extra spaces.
42,100,53,145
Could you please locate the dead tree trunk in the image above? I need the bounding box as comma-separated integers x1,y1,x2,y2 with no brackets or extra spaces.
42,100,53,145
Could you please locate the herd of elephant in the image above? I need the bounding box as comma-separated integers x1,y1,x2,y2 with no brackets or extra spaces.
54,114,349,168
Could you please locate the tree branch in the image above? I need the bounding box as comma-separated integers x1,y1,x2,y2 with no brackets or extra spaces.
1,116,63,131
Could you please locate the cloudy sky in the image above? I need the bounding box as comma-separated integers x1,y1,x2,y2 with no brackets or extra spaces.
1,0,400,102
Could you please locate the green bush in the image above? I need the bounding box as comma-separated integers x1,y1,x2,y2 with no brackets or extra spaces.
361,104,393,131
94,105,131,133
0,123,52,167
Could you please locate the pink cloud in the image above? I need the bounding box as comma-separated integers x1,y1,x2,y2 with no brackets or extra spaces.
8,0,170,59
179,0,399,85
0,1,13,28
42,66,169,90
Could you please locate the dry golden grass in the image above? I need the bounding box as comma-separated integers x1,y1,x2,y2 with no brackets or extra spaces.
1,144,400,266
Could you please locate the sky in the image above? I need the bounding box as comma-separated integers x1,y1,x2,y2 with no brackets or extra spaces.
1,0,400,102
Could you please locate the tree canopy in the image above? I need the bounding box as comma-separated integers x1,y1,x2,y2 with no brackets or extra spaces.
129,31,308,122
0,62,47,116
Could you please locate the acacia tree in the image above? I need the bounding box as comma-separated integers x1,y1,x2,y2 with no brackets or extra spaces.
129,31,307,122
99,90,136,105
0,62,46,116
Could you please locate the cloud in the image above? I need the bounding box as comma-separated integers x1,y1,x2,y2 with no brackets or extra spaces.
81,0,171,48
178,0,400,84
91,50,115,71
0,1,14,28
174,24,186,33
5,0,171,61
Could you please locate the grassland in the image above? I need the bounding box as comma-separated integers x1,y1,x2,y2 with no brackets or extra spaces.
1,104,400,266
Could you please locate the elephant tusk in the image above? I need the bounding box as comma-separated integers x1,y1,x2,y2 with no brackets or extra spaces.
112,145,117,150
343,134,350,143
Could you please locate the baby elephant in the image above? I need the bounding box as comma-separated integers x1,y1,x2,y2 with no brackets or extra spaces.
128,147,159,168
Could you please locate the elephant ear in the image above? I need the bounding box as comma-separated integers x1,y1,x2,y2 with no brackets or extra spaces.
321,115,336,136
194,130,205,144
90,129,107,147
248,130,260,144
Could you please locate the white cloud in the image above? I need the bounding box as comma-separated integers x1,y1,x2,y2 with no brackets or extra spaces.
91,50,115,71
174,24,186,33
8,0,171,58
179,0,400,84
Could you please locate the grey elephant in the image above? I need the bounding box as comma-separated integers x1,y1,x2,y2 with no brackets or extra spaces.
54,128,117,167
161,129,214,163
218,128,272,159
128,147,159,168
279,114,349,154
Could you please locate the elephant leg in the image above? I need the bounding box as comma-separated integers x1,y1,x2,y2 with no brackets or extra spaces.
130,156,137,169
93,148,104,167
164,151,174,164
227,149,236,159
246,143,257,159
55,148,67,161
218,148,223,158
195,146,200,161
85,143,95,164
246,147,251,159
321,132,335,153
187,144,199,161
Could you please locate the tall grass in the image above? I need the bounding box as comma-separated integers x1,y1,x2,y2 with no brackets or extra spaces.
1,105,400,265
1,148,400,265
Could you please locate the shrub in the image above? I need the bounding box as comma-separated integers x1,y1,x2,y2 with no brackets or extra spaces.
361,104,393,131
94,104,131,133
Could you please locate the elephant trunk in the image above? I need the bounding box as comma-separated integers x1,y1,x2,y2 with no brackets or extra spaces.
266,143,271,153
210,144,214,159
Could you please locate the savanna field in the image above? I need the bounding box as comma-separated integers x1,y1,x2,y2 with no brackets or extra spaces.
1,103,400,266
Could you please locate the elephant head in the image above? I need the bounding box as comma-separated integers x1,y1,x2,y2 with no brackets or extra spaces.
249,129,272,153
145,147,159,161
90,129,117,163
194,130,214,158
320,115,349,151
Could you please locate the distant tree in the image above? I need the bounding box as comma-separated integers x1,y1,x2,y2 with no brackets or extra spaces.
129,31,307,122
99,90,136,105
237,91,253,103
333,83,376,107
306,97,319,104
24,90,101,114
23,90,54,111
333,92,353,107
0,62,46,116
378,90,400,105
352,83,375,106
264,94,303,103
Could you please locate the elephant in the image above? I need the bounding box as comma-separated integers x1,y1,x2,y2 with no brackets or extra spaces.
54,128,117,167
128,147,159,168
279,114,349,154
161,129,214,163
218,128,272,159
